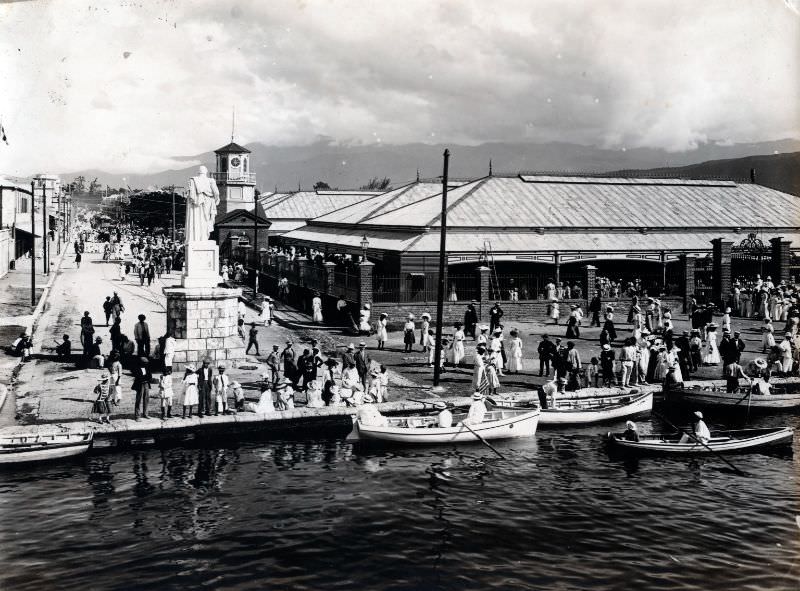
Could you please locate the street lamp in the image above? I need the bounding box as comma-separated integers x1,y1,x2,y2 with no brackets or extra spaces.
360,234,369,262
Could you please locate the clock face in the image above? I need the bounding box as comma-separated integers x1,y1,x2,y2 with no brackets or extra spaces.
230,157,241,167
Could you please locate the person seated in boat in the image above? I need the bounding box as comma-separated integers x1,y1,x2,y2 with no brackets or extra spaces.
463,392,488,425
723,360,752,393
539,378,558,409
750,377,772,396
679,411,711,444
358,405,388,427
306,380,325,408
622,420,639,442
434,401,453,428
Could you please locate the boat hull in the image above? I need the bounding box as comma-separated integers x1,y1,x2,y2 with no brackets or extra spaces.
664,388,800,410
607,427,794,455
494,392,653,425
356,409,539,444
0,432,93,464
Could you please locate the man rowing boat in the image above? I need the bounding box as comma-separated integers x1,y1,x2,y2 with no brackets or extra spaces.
463,392,487,425
679,411,711,444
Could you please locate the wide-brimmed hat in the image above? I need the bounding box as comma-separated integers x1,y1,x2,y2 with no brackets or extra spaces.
602,344,611,351
185,363,196,371
725,307,731,313
694,411,703,420
753,358,767,369
347,343,355,350
97,372,110,381
472,392,484,400
421,312,431,319
480,325,489,332
230,381,241,389
324,358,339,367
625,420,636,430
707,322,718,329
363,303,371,310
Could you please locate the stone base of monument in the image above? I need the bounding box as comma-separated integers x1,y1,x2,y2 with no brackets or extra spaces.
163,286,245,371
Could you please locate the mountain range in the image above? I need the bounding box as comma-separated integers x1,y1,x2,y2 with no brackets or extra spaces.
62,138,800,196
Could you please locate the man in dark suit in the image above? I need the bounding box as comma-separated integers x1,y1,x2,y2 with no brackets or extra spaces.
355,341,371,387
537,334,557,377
197,357,214,416
733,330,746,363
489,302,504,334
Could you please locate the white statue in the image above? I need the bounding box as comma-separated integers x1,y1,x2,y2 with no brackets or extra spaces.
186,165,219,242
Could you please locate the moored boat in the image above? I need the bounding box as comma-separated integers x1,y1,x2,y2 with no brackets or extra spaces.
354,408,539,444
606,426,793,455
0,430,94,464
494,391,652,426
663,384,800,410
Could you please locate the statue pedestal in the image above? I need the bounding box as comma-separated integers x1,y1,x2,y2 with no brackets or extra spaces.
182,239,221,289
163,286,244,371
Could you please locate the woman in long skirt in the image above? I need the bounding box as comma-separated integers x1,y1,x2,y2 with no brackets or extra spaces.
403,315,416,353
376,313,388,350
484,356,500,395
312,293,323,323
181,364,199,418
452,323,465,366
472,345,487,390
703,324,721,365
508,329,523,373
420,313,431,352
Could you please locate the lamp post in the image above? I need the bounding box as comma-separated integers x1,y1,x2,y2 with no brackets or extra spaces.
360,234,369,262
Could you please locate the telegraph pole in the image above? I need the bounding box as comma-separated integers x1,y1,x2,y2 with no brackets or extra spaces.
253,204,259,294
30,182,36,306
171,186,177,242
42,185,48,275
432,149,450,387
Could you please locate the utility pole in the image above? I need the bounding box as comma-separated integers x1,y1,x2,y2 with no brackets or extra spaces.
253,205,259,295
30,182,36,306
56,190,61,255
432,149,450,387
42,185,48,275
171,186,177,242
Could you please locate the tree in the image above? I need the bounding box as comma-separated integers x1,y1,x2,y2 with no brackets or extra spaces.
88,177,101,194
72,176,87,193
313,181,331,190
360,177,391,191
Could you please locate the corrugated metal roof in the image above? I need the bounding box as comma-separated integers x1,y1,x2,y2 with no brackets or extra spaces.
261,190,379,220
267,220,307,234
313,181,459,224
518,175,737,186
357,176,800,229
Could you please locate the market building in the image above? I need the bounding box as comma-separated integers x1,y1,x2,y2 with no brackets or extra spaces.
263,173,799,321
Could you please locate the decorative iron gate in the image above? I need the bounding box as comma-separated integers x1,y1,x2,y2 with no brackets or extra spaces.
731,233,771,284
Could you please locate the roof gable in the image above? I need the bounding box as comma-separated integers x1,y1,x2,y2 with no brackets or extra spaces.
215,208,270,227
214,142,251,154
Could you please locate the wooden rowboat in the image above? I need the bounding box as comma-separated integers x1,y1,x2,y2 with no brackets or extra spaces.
607,427,793,455
664,386,800,410
494,391,653,426
0,430,94,464
355,408,539,444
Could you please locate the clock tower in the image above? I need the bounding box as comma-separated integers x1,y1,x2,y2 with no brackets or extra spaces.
211,141,256,217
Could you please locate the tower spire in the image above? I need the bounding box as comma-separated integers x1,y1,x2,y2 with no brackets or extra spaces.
489,159,493,177
231,106,235,142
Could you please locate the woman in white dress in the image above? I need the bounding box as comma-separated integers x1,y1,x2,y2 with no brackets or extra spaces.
181,364,199,418
702,324,721,365
762,318,776,352
472,345,486,390
118,261,126,281
312,293,323,323
221,264,229,282
259,297,273,326
376,313,388,350
420,313,431,352
508,329,523,373
358,304,371,334
452,323,466,366
653,346,669,381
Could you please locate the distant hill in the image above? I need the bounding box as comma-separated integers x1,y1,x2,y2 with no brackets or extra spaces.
611,152,800,196
60,138,800,193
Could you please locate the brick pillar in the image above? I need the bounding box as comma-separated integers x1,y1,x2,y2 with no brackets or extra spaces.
681,255,695,313
296,256,307,287
359,260,374,308
584,265,596,301
477,266,490,302
770,237,792,285
711,238,733,308
554,252,561,286
323,261,336,296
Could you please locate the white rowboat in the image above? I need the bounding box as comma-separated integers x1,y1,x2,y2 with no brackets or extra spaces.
494,391,653,426
355,408,539,444
0,431,94,464
664,387,800,410
607,427,794,455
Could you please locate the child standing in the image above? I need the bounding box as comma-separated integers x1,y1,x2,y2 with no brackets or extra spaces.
588,356,601,388
159,372,174,419
403,314,416,353
420,313,431,353
549,299,560,325
92,372,112,424
181,364,199,418
376,313,388,350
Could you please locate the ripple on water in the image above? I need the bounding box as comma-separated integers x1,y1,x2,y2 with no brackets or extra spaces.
0,414,798,591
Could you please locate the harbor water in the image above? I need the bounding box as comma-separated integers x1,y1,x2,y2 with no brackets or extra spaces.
0,413,798,591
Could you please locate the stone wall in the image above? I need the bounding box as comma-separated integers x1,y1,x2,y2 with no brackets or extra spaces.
164,286,245,370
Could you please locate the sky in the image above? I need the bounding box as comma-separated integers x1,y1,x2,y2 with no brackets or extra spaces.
0,0,798,176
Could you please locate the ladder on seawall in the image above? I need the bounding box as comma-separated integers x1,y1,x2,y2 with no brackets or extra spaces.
482,240,501,300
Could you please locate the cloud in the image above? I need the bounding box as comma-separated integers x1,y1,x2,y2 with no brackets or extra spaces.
0,0,797,175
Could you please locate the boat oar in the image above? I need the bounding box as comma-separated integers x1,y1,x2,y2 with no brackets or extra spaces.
460,421,505,459
652,410,748,476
